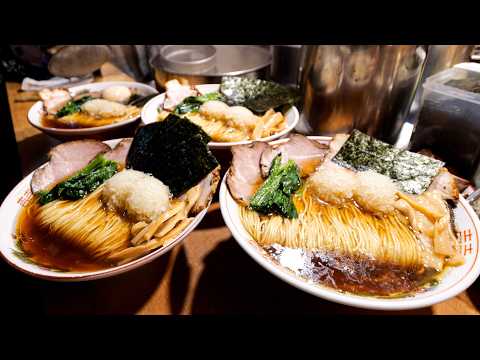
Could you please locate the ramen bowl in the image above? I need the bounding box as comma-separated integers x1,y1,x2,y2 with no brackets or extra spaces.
219,136,480,311
28,82,158,141
141,84,299,149
0,139,212,281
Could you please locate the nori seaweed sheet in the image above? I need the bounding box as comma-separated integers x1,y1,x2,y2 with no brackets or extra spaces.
126,114,219,196
220,76,300,114
333,130,444,195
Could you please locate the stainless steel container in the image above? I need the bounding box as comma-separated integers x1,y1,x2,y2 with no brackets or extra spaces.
270,45,303,87
296,45,427,144
409,64,480,182
422,45,475,79
407,45,475,121
150,45,271,89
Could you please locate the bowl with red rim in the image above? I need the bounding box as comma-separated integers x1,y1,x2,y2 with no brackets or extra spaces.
219,135,480,311
28,81,158,140
141,83,299,149
0,138,212,281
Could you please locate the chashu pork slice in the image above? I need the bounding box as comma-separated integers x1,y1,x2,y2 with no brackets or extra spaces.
427,168,460,201
31,140,110,194
162,79,197,111
191,167,221,215
104,138,133,168
227,142,268,206
260,134,330,178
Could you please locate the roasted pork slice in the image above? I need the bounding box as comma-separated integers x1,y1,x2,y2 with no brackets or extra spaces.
104,138,133,167
323,133,349,162
227,142,268,205
260,134,329,178
191,167,221,215
428,168,460,201
162,79,197,111
39,88,72,115
31,140,110,194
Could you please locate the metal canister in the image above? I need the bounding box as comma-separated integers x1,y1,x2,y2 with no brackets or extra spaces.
296,45,427,144
270,45,303,87
150,45,271,90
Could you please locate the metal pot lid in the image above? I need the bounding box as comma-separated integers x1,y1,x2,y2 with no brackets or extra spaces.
151,45,271,77
157,45,217,75
48,45,112,78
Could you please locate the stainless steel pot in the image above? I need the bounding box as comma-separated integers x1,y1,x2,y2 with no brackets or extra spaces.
270,45,303,87
296,45,427,144
150,45,271,90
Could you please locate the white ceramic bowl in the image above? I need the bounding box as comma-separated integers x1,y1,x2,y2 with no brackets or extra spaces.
219,136,480,311
28,81,158,139
0,139,210,282
141,84,299,149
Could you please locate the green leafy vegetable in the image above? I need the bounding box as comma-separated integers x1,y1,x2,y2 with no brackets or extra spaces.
38,155,118,205
332,129,444,195
249,155,301,219
56,96,93,118
126,114,219,196
220,76,300,114
173,92,225,115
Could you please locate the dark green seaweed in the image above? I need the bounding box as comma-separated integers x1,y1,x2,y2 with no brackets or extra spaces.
220,76,300,114
37,154,118,205
126,114,219,196
332,130,444,194
249,155,301,219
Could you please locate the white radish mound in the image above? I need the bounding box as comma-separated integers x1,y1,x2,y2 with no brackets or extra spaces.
310,164,398,214
102,169,171,222
354,170,398,215
310,162,357,205
81,99,128,117
101,86,132,104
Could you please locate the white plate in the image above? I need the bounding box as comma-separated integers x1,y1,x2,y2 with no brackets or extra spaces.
28,81,158,138
0,139,210,282
219,136,480,311
141,84,299,149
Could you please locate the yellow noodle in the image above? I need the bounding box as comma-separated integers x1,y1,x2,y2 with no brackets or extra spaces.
33,179,208,266
240,184,427,268
35,187,131,260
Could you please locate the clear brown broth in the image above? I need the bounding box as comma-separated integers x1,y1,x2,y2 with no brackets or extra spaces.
16,199,112,272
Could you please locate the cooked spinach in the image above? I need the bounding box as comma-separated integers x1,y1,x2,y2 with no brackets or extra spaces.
220,76,300,114
249,155,301,219
38,155,118,205
126,114,219,196
173,92,225,115
56,96,93,118
332,129,444,195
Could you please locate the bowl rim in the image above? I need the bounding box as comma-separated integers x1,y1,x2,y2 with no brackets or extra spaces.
140,83,300,149
0,138,211,282
219,135,480,310
27,81,158,135
157,45,217,74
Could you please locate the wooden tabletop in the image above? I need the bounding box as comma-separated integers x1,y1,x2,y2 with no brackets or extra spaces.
4,64,480,315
